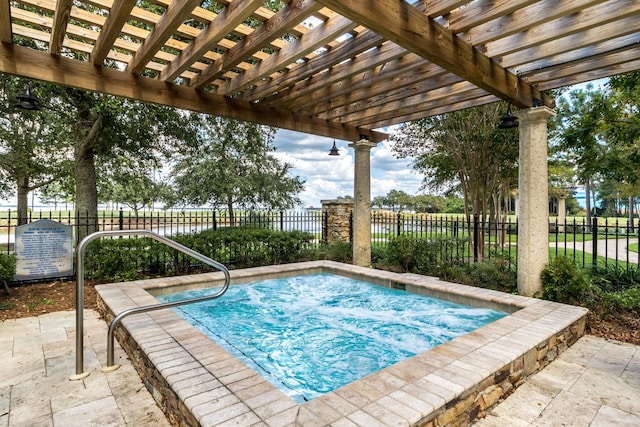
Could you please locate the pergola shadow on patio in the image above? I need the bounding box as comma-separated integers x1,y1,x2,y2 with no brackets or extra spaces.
1,0,639,294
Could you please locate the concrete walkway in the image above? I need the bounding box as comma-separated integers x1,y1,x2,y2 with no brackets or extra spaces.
554,238,639,264
0,310,638,427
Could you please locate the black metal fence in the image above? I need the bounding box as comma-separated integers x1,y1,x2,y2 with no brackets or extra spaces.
0,209,324,250
2,209,639,275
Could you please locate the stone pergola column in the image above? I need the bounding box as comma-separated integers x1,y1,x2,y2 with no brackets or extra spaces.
557,192,568,233
350,138,377,267
517,106,556,297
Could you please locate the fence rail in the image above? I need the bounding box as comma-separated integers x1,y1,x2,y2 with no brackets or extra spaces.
2,209,639,280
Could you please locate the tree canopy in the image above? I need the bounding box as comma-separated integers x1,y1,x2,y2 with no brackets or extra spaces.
391,102,519,222
168,116,305,220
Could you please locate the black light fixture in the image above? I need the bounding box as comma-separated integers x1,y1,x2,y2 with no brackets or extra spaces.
15,86,39,110
328,139,340,156
499,104,518,129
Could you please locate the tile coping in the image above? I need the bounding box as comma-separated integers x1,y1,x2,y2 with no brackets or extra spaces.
95,260,588,426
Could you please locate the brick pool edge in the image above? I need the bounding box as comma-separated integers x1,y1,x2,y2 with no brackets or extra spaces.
96,261,587,426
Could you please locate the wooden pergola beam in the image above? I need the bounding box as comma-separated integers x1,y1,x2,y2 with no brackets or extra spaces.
517,34,640,75
91,0,137,65
217,13,357,96
343,86,489,126
0,0,12,43
316,72,462,120
126,0,202,74
500,15,640,69
49,0,72,54
464,0,603,46
366,95,500,129
242,28,383,102
191,0,323,90
0,43,386,142
293,56,441,114
262,42,412,107
316,0,552,109
160,0,264,83
448,0,538,33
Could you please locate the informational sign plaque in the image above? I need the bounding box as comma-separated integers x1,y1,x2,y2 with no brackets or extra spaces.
14,219,73,281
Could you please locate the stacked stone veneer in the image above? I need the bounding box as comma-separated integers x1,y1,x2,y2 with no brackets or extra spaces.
321,199,353,243
96,261,587,427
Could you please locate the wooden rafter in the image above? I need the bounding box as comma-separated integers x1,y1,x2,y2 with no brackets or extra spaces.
263,42,412,107
518,33,640,75
127,0,203,74
160,0,264,83
315,0,551,109
448,0,539,33
91,0,137,65
288,55,441,114
191,0,323,89
501,16,640,69
485,0,640,58
242,28,384,102
463,0,604,46
315,72,462,120
0,0,11,43
216,13,358,96
49,0,73,54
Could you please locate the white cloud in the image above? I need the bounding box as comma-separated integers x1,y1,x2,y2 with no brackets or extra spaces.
273,130,422,208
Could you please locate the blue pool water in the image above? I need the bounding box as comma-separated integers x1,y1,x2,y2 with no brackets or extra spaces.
158,273,506,402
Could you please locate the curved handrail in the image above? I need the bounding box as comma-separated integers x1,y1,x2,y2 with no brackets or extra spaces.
71,230,230,380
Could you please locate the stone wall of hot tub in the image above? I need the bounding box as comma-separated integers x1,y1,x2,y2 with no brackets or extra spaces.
428,319,585,427
97,297,204,427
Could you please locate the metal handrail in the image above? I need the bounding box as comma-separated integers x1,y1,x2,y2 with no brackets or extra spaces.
71,230,230,380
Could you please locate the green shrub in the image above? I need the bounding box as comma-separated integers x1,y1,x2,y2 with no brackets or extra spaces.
382,235,466,275
175,227,314,268
540,256,597,305
0,253,16,282
316,241,353,263
83,228,316,281
84,237,168,281
592,265,640,292
436,258,517,293
602,287,640,314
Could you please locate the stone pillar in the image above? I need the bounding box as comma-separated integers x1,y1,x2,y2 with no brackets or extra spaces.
349,138,377,267
321,199,353,243
557,193,568,233
517,106,556,297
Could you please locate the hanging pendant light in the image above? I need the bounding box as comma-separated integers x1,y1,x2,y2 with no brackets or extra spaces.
328,139,340,156
499,104,518,129
15,86,40,110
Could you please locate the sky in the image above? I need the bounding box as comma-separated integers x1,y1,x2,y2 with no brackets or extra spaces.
272,129,424,209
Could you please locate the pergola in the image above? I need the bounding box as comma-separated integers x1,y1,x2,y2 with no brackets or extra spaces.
1,0,639,295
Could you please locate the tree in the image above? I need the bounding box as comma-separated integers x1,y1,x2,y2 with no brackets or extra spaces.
99,166,157,215
0,75,73,223
384,190,411,212
392,103,518,221
44,87,196,241
169,116,304,223
411,194,447,213
391,103,519,257
551,85,608,227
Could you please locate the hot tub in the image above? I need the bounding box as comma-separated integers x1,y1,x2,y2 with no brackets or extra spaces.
96,260,587,426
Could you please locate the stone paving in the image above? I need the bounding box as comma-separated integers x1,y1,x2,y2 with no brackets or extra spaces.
474,335,640,427
0,309,169,427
